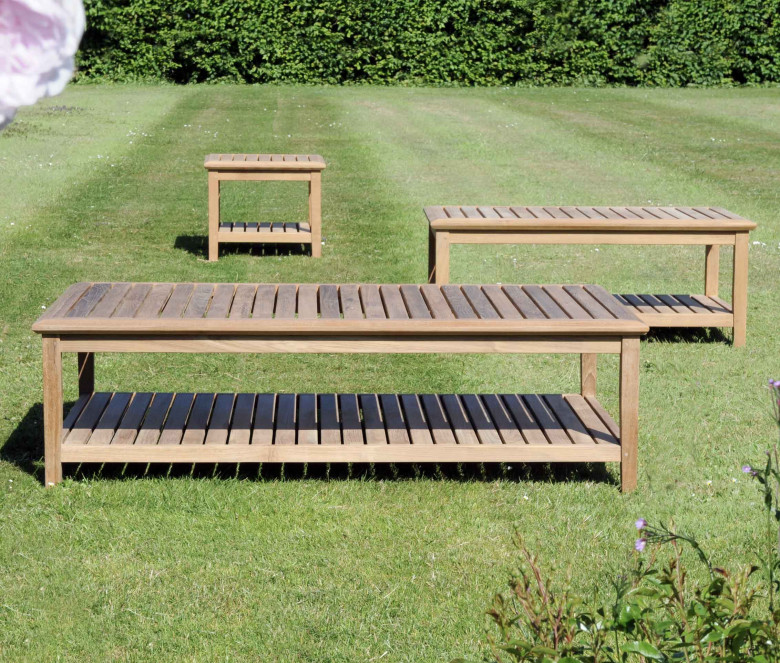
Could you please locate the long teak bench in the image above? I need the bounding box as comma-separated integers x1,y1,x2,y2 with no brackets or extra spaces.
33,282,649,491
204,154,326,261
424,206,756,346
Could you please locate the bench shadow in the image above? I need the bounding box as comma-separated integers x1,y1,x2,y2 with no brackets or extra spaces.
2,405,615,487
174,235,312,259
644,327,730,345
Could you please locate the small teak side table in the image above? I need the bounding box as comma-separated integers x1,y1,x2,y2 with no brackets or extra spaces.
204,153,326,261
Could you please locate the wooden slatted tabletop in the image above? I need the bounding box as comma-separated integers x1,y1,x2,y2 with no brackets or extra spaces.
204,153,326,171
424,205,756,231
32,282,649,336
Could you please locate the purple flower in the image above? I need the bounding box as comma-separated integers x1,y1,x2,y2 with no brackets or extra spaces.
635,518,648,531
742,465,754,474
635,538,647,552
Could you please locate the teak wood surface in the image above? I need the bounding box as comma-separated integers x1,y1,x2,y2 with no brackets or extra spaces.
424,205,756,346
34,282,648,491
205,154,325,261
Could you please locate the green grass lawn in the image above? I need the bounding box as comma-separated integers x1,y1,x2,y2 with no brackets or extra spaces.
1,84,779,662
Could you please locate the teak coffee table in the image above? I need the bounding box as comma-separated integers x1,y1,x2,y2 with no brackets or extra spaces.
33,282,648,491
424,205,756,346
204,153,326,261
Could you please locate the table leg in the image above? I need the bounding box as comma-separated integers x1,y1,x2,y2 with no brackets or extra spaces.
78,352,94,395
208,172,220,262
309,171,322,258
704,245,719,297
732,233,748,347
434,232,450,285
428,228,437,283
581,354,597,397
43,336,63,486
619,337,640,492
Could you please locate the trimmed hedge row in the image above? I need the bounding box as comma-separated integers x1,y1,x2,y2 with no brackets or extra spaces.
77,0,780,85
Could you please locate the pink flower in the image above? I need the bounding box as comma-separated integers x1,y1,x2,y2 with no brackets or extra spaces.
0,0,85,128
635,518,647,531
635,538,647,552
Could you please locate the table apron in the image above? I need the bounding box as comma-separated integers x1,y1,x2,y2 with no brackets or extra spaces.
447,231,737,246
212,171,313,182
58,335,625,354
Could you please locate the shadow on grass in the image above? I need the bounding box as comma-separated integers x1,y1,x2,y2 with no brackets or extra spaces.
2,404,615,487
175,234,313,259
644,327,731,345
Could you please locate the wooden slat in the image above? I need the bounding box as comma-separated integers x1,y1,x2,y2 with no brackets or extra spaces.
462,286,500,319
62,394,91,435
481,285,522,319
206,285,235,319
502,286,546,319
690,294,731,314
66,283,111,318
672,294,710,314
228,393,255,444
319,285,341,319
339,394,364,445
400,394,433,445
440,394,479,445
274,284,297,319
545,285,590,319
564,394,619,445
420,394,456,445
379,394,409,444
229,284,257,318
543,394,595,445
40,282,93,319
252,285,276,318
617,294,655,315
500,394,548,446
160,284,194,318
522,285,568,319
583,285,635,320
112,392,154,445
441,286,476,319
380,285,409,319
181,393,215,445
339,285,363,320
637,294,675,315
523,394,571,445
297,394,318,445
460,394,502,445
87,283,132,318
136,284,174,318
563,285,613,319
135,392,174,445
183,284,214,319
360,394,387,445
274,393,296,445
481,394,524,444
360,285,386,319
158,393,194,445
420,284,455,319
319,394,341,445
400,285,431,319
296,284,318,320
204,393,235,445
113,283,153,318
65,392,111,444
251,394,275,445
87,392,132,445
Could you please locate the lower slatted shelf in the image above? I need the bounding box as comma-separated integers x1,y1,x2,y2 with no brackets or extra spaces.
60,392,621,463
217,221,312,243
614,293,733,327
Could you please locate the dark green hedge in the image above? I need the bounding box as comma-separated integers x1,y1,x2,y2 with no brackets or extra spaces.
76,0,780,85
